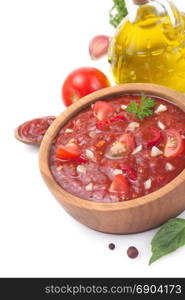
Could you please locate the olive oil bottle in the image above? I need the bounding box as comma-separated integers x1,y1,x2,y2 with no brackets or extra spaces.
109,0,185,93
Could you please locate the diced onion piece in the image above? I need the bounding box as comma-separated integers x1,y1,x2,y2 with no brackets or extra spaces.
65,128,73,133
121,104,127,110
127,122,140,132
112,169,123,175
77,165,86,174
144,179,152,190
157,121,166,130
165,163,175,171
85,182,94,191
85,149,94,160
132,145,143,155
151,146,163,157
155,104,167,114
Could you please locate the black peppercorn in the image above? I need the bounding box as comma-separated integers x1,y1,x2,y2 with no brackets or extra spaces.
127,246,139,258
109,243,115,250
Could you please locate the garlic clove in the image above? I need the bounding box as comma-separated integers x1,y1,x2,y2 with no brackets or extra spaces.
165,163,175,171
121,104,127,110
155,104,167,114
144,179,152,190
85,182,94,191
127,122,140,132
132,145,143,155
85,149,94,160
157,121,166,130
151,146,163,157
77,165,86,174
89,35,110,59
65,128,73,133
112,169,123,175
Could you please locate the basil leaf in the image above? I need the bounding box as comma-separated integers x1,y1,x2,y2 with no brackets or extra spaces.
126,95,156,121
109,0,128,28
149,218,185,265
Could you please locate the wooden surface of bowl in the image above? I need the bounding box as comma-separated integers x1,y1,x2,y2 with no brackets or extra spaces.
39,83,185,234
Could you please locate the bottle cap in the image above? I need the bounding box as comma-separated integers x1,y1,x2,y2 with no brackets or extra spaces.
133,0,149,4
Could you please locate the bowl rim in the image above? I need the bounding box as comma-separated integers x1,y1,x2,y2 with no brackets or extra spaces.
39,83,185,212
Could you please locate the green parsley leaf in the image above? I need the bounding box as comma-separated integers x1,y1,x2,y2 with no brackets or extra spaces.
149,218,185,265
126,95,156,121
109,0,128,28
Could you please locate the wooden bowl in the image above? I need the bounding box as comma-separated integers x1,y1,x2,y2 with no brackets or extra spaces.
39,83,185,234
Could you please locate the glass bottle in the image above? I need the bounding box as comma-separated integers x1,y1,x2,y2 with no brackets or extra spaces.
109,0,185,93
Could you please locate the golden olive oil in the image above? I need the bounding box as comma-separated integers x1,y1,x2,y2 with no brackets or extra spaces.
109,3,185,93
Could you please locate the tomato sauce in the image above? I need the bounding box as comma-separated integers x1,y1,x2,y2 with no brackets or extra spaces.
49,95,185,203
18,116,56,143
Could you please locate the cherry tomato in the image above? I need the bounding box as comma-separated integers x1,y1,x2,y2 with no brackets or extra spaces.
164,129,184,158
93,101,114,121
109,174,129,194
56,143,80,160
62,67,110,106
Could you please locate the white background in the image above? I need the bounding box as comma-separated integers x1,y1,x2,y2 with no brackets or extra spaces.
0,0,185,278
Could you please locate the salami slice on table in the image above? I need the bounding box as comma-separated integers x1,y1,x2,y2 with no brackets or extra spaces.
15,116,56,145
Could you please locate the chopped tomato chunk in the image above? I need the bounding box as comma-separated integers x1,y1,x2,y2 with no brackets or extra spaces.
147,127,161,148
119,133,136,153
106,133,135,159
121,165,137,181
56,143,81,160
73,156,88,163
109,174,129,194
96,115,126,130
164,129,184,158
93,101,114,121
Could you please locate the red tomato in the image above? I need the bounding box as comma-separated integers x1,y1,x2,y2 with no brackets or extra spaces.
119,133,136,153
164,129,184,158
62,67,110,106
56,143,80,160
109,174,129,194
93,101,114,121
